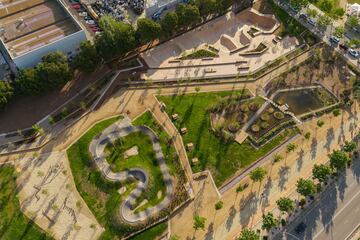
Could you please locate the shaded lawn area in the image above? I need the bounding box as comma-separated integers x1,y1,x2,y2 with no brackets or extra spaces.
0,165,52,240
67,113,173,239
129,222,167,240
159,91,295,186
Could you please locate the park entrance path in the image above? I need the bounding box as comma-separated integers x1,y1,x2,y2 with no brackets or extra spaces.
89,117,173,223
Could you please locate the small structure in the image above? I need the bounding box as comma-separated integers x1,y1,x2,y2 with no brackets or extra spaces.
186,142,194,151
172,113,179,121
192,158,199,165
180,127,188,135
160,102,166,112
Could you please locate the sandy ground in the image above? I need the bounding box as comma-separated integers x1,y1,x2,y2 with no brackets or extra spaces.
169,103,360,240
15,151,104,240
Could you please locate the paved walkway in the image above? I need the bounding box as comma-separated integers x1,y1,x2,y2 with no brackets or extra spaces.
89,117,173,223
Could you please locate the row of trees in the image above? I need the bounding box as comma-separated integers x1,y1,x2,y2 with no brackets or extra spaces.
0,52,72,109
73,0,232,72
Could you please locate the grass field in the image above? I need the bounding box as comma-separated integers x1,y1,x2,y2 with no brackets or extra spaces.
67,114,172,239
0,165,52,240
159,90,296,186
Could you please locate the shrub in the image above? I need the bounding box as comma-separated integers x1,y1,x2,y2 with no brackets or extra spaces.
228,122,240,133
274,111,285,120
260,113,270,121
267,107,275,114
240,104,249,112
260,122,270,129
332,108,341,117
251,124,260,132
299,198,306,207
249,103,259,111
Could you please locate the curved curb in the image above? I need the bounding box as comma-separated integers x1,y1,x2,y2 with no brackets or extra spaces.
89,118,173,224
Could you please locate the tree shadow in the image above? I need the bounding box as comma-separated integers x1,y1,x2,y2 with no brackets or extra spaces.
323,127,334,153
310,137,318,160
261,177,272,208
238,192,258,227
296,149,304,172
204,222,214,240
278,165,290,191
225,206,236,231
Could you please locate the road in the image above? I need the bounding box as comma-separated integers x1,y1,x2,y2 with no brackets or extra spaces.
274,0,360,68
278,158,360,240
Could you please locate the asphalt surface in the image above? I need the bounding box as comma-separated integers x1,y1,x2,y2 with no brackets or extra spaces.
277,158,360,240
274,0,360,68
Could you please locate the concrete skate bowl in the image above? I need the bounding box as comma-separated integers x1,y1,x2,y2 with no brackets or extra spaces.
236,9,279,33
220,34,238,52
89,122,173,224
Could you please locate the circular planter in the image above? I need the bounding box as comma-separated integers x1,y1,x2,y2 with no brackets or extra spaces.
260,122,270,129
251,124,260,132
274,111,285,120
267,107,274,114
260,113,270,121
240,104,249,112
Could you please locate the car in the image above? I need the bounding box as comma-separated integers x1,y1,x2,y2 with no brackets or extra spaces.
330,36,340,44
79,12,88,17
295,222,307,234
339,43,349,51
349,49,359,58
71,5,81,9
86,20,95,25
299,13,307,19
307,18,316,26
84,16,92,21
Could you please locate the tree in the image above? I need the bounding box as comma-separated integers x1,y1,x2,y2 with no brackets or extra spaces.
319,0,334,14
215,201,224,210
290,0,309,8
273,154,283,163
286,143,297,153
193,215,206,230
249,167,267,183
346,16,359,29
304,132,311,140
237,228,260,240
344,141,356,153
330,150,350,170
215,0,233,14
306,9,318,18
296,178,316,197
317,14,331,28
331,7,345,19
0,81,14,110
176,3,201,28
261,212,278,231
95,16,136,60
161,12,178,37
31,124,44,135
15,52,72,95
348,39,360,48
72,40,102,73
334,26,345,38
332,108,341,117
317,119,324,127
195,0,217,17
312,164,331,183
136,18,162,45
169,235,180,240
276,197,295,213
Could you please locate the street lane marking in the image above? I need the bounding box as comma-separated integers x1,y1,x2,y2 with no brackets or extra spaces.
314,189,360,239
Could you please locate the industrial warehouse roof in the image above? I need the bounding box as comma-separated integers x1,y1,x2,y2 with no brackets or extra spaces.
0,0,81,57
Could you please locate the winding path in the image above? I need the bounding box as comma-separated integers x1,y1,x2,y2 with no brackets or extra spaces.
89,117,173,224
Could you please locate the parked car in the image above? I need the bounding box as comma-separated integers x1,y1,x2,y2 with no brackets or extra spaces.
330,36,340,44
307,18,316,26
295,222,307,234
84,16,92,21
349,49,359,58
79,12,88,17
290,5,300,12
86,20,96,25
71,4,81,10
299,13,307,19
339,43,349,51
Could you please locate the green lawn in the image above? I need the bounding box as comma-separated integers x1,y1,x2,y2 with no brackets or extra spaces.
348,0,360,3
129,222,167,240
159,91,296,186
67,114,174,239
0,165,52,240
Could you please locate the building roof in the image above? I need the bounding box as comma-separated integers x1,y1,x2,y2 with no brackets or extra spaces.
0,0,81,58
